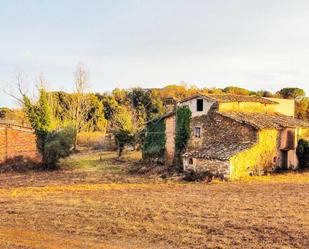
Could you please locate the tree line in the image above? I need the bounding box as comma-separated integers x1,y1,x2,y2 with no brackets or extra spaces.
1,65,309,162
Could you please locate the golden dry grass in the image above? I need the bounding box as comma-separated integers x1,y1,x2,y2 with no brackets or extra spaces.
0,151,308,249
77,132,106,149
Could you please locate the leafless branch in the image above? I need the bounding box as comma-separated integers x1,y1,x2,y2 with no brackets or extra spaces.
2,72,29,105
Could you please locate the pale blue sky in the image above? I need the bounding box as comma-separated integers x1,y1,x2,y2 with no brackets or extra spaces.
1,0,309,107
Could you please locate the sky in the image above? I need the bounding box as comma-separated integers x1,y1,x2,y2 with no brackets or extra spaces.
1,0,309,107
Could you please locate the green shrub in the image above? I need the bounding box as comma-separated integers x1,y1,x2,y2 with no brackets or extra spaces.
23,88,75,170
297,139,309,168
43,125,76,169
114,129,134,157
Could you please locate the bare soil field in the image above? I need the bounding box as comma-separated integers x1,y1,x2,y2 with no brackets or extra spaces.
0,151,308,249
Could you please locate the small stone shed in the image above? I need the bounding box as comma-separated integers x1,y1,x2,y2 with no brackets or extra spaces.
0,120,40,164
144,94,309,178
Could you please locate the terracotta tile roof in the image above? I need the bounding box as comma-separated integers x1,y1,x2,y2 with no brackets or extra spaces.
218,111,309,129
179,94,278,105
206,94,278,104
183,141,254,160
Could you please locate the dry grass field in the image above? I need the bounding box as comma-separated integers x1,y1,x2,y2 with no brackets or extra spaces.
0,151,309,249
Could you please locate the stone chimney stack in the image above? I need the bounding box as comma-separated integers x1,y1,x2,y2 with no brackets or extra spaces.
164,97,176,113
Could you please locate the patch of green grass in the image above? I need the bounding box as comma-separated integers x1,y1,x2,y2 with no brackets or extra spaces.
60,151,142,174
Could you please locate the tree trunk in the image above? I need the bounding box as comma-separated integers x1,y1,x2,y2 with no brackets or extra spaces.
73,133,78,151
118,146,123,157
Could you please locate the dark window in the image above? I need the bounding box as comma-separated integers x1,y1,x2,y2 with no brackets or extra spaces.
194,127,201,138
197,99,203,111
286,130,295,149
189,158,194,164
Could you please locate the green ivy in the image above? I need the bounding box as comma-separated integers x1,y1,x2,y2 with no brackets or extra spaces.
23,89,51,156
174,106,192,163
143,119,166,159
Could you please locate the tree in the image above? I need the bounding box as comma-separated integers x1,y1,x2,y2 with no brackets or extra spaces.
112,106,134,157
208,88,223,94
256,90,274,98
96,93,119,122
23,88,51,156
85,94,107,133
223,86,250,95
296,97,309,121
277,88,305,99
68,64,91,149
128,88,164,121
47,91,72,125
22,87,75,169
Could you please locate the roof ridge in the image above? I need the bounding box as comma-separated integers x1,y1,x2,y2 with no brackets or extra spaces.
217,111,309,129
178,93,278,104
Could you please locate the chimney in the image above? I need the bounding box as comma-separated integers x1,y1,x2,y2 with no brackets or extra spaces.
164,97,176,113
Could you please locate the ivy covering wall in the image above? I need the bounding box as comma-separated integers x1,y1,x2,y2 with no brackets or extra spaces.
142,119,166,163
174,106,192,165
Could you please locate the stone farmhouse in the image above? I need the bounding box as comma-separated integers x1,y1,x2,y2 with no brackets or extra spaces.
144,94,309,178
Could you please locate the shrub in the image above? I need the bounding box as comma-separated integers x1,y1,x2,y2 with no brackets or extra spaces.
43,125,76,169
23,88,76,170
183,169,214,182
297,139,309,168
114,129,134,157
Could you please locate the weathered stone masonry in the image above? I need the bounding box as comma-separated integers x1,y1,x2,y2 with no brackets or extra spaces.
144,94,309,178
0,122,40,164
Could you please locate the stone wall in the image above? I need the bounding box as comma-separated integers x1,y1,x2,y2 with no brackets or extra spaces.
165,115,176,165
188,112,257,150
183,157,230,177
0,124,40,164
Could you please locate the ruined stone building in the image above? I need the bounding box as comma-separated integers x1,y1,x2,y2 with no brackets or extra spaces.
143,94,309,178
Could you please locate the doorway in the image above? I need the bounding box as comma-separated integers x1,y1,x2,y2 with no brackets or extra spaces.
280,150,288,169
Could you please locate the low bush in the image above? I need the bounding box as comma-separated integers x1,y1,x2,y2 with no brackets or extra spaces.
43,125,76,169
297,139,309,168
183,169,214,182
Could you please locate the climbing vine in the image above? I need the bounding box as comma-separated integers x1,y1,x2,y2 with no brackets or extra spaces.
143,119,166,161
174,106,192,163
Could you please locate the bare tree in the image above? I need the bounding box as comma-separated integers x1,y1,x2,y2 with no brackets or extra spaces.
68,63,91,150
2,71,28,105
